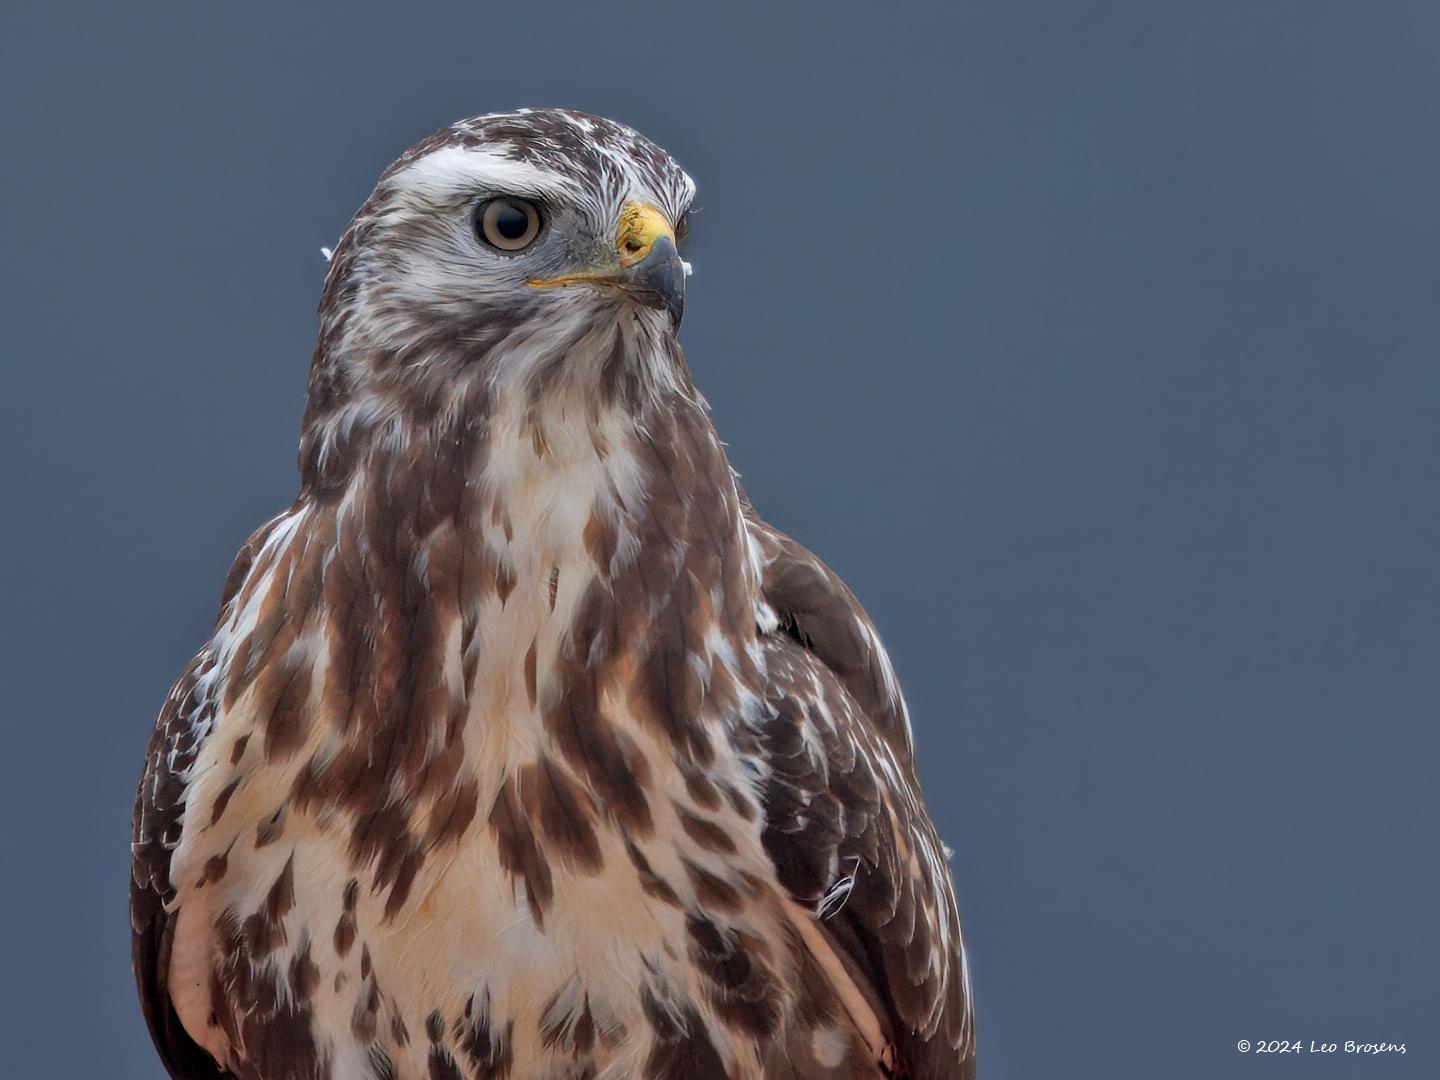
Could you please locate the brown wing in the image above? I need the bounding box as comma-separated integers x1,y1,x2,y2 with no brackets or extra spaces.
131,523,281,1079
747,513,976,1078
131,650,232,1079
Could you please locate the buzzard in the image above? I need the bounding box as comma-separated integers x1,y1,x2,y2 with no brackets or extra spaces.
132,109,976,1080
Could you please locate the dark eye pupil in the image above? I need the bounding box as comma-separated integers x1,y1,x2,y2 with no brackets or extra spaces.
493,202,530,239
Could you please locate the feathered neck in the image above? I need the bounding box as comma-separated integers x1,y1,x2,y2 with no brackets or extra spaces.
296,305,696,503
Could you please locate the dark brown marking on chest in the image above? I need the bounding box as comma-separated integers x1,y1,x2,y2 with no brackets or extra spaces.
209,777,242,827
290,942,321,1001
255,805,286,848
682,858,744,913
639,987,727,1080
686,916,782,1038
347,803,425,921
624,841,683,907
239,854,296,957
721,782,758,823
365,1046,397,1080
256,657,315,762
681,768,723,811
425,1009,465,1080
334,879,360,957
538,987,598,1056
519,759,604,873
523,641,538,708
455,992,515,1080
197,849,230,888
208,902,330,1080
583,510,618,570
675,804,738,854
425,777,480,849
542,599,655,836
352,979,381,1042
488,778,554,924
230,734,250,764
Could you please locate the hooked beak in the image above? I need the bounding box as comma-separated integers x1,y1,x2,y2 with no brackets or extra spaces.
527,202,686,327
621,233,686,326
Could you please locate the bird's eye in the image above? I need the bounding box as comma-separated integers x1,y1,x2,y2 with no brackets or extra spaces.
476,197,542,252
675,212,690,244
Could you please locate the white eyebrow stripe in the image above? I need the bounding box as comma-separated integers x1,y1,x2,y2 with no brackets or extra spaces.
387,145,582,204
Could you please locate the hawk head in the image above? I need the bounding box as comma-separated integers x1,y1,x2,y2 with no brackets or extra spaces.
319,110,691,373
300,109,698,492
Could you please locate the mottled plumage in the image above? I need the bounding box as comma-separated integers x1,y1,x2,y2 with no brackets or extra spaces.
132,109,975,1080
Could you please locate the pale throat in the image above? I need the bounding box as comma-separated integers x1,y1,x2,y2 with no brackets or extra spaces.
476,386,646,570
462,312,678,550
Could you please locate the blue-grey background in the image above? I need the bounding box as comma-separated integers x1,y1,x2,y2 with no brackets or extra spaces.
2,2,1435,1077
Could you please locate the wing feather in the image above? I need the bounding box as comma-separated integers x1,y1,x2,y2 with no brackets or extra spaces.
131,651,231,1079
746,511,976,1078
131,519,282,1080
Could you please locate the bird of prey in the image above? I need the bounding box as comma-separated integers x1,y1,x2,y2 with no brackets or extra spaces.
132,108,975,1080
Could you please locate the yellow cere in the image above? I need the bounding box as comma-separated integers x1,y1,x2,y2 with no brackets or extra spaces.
527,202,675,289
614,202,675,266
